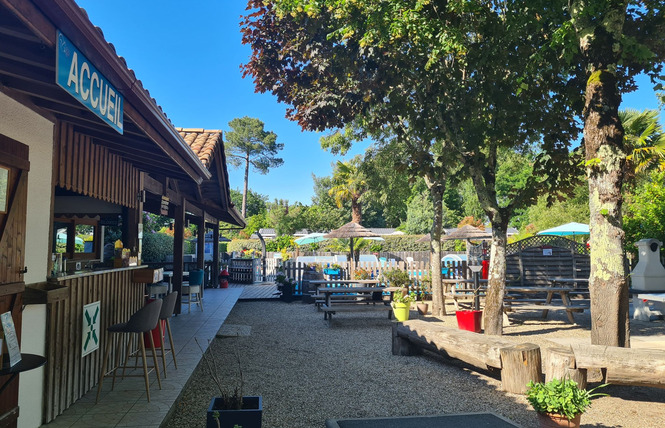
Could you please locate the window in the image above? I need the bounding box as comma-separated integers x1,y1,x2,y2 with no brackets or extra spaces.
53,217,99,259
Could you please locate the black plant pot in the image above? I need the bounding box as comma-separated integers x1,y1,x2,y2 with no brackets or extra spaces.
207,396,262,428
280,285,294,302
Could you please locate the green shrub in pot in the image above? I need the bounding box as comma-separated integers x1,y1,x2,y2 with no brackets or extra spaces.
526,378,607,421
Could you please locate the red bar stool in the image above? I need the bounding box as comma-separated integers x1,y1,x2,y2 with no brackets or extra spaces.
96,299,163,403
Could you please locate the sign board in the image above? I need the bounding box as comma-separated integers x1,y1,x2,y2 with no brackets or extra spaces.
100,216,120,227
56,30,124,134
542,245,553,256
1,311,21,367
82,301,100,357
160,196,169,216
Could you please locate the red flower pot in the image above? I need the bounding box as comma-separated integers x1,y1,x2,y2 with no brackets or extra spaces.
456,310,482,333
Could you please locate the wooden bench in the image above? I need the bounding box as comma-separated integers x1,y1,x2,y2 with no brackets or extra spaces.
322,303,393,324
394,320,665,391
392,320,544,393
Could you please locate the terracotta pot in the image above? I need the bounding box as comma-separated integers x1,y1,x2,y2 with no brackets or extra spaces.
537,413,581,428
417,303,429,315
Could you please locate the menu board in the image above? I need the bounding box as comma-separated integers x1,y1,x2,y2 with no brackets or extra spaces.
1,311,21,367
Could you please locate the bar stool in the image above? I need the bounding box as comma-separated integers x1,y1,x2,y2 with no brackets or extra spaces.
183,269,204,313
96,299,163,403
156,291,178,377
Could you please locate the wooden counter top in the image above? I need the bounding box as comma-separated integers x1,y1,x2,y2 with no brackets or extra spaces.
47,265,147,282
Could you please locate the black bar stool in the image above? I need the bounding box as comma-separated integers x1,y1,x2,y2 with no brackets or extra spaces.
156,291,178,377
96,299,163,403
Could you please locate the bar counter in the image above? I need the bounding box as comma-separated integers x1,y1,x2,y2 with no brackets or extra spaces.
47,265,147,282
38,266,148,422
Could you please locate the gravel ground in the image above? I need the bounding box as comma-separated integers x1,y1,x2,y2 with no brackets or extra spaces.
163,300,665,428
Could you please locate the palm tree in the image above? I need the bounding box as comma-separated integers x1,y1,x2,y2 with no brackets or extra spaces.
621,109,665,184
328,156,367,223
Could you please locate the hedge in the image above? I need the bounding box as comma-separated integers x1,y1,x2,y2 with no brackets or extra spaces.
143,232,174,262
228,239,263,253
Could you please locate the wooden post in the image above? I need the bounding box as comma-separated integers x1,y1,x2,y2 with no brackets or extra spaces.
500,343,542,394
196,215,205,271
212,219,220,287
545,347,587,389
173,201,185,315
391,325,422,356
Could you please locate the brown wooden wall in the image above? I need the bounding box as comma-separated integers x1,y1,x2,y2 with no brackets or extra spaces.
0,134,29,428
43,270,144,423
54,122,140,209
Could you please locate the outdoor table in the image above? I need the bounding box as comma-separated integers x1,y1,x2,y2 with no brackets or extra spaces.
0,354,47,395
317,286,400,320
548,277,589,291
310,279,381,287
503,286,587,323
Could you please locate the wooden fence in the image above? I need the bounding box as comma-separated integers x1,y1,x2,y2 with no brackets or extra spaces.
505,235,590,287
275,259,468,295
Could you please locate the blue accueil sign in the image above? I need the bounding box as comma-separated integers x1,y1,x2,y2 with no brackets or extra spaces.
56,30,123,134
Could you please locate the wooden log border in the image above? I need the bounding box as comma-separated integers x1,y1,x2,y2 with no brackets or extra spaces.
43,270,144,422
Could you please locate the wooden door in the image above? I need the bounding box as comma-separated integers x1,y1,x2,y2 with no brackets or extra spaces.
0,134,30,428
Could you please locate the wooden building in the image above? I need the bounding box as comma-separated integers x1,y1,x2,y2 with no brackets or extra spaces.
0,1,244,426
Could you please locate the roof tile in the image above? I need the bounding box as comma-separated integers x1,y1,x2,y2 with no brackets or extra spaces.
174,127,223,169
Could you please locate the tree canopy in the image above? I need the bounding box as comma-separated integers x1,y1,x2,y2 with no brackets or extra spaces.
225,116,284,218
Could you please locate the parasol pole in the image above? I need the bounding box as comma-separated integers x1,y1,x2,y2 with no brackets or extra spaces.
350,237,355,278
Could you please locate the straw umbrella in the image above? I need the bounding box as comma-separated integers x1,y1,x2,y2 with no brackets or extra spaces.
441,225,492,265
323,222,380,272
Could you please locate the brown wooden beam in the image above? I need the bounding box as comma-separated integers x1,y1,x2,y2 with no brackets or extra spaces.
172,201,185,315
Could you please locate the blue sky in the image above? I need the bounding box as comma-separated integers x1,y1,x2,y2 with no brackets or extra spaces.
76,1,661,205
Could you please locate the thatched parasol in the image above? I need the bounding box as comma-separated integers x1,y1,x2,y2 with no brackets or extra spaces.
441,225,492,241
323,222,380,267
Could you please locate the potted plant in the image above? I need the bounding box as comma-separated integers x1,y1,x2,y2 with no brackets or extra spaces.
526,378,607,428
196,339,263,428
391,289,417,321
417,275,430,315
381,269,414,321
455,265,484,332
275,273,296,302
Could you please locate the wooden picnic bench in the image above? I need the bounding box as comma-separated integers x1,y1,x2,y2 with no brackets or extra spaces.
318,286,400,324
502,286,589,323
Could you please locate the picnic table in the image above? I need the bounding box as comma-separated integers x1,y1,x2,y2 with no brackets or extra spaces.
309,279,381,287
548,277,589,291
503,286,589,323
317,286,400,324
442,279,588,323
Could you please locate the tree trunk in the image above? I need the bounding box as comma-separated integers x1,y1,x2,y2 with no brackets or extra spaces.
242,154,250,218
425,177,445,316
484,219,508,336
575,4,630,347
351,199,362,224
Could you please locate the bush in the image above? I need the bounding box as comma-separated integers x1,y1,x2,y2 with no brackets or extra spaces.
142,232,174,262
227,239,263,254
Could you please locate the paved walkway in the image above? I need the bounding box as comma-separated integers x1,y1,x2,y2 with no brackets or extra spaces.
41,287,243,428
